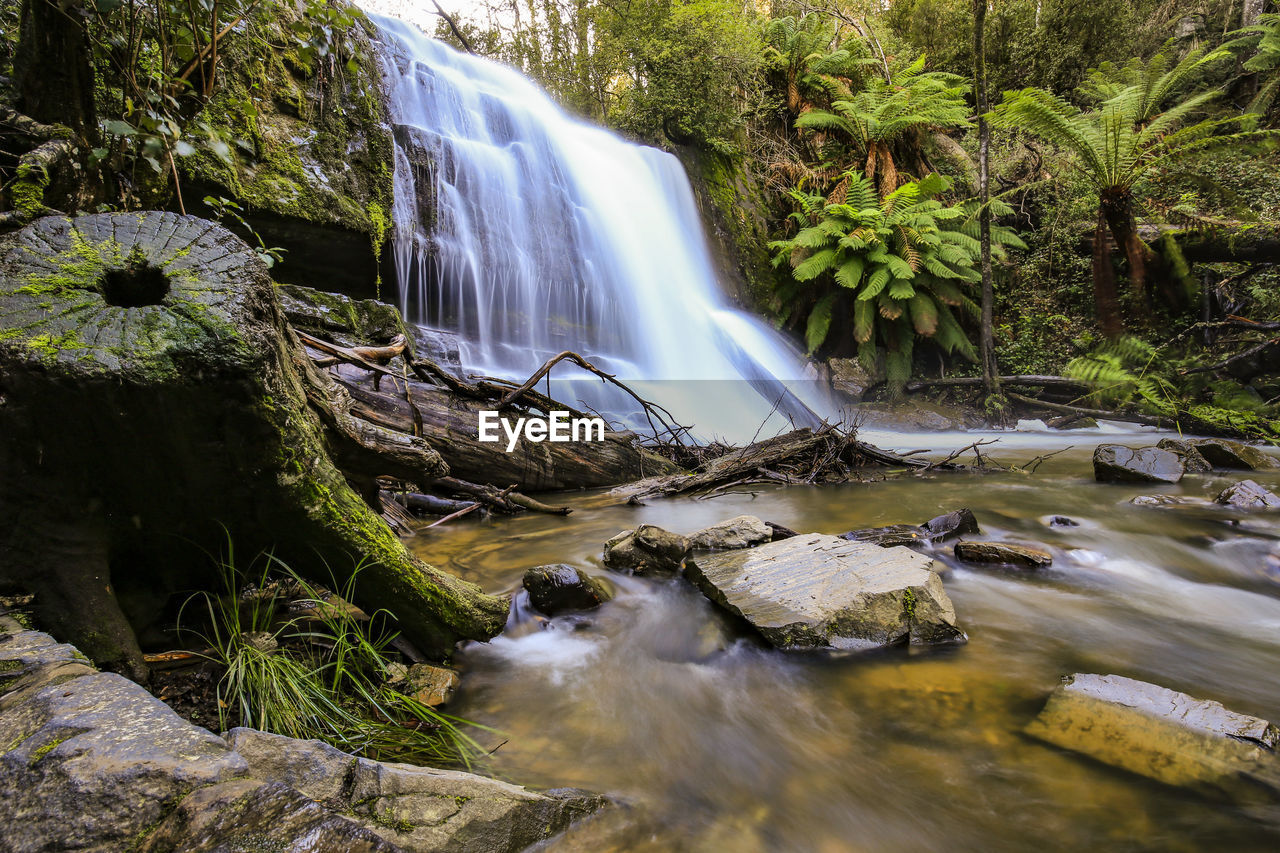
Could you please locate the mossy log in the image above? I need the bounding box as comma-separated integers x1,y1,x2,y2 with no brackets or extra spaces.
0,213,508,678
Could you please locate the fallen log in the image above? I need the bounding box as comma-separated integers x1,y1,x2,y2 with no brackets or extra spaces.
0,213,508,676
337,369,680,491
611,426,934,500
401,493,478,516
906,375,1088,392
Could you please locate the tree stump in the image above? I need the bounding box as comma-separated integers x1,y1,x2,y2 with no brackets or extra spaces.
0,213,508,678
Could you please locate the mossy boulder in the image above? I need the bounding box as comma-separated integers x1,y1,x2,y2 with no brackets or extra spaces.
0,212,507,676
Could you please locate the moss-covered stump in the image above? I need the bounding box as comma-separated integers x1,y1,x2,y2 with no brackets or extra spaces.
0,212,507,677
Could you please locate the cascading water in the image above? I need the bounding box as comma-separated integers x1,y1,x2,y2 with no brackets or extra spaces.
367,13,827,440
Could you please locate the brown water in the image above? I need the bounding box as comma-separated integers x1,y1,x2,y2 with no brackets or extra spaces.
409,426,1280,852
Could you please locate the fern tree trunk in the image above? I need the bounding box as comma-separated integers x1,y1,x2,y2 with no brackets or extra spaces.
1092,207,1125,337
1101,188,1158,313
974,0,1001,400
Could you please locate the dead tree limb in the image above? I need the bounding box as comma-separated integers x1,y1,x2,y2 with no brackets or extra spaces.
906,375,1087,392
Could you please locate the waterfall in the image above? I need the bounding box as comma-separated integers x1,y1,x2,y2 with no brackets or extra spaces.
368,14,827,440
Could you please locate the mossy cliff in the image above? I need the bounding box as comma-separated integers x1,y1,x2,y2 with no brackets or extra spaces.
675,144,780,310
182,1,395,299
0,212,508,677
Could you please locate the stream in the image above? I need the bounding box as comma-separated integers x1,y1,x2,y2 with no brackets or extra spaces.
409,425,1280,852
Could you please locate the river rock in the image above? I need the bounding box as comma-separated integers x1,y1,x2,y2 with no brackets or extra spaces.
1216,479,1280,509
840,524,926,548
603,524,689,574
522,564,613,615
402,663,461,707
827,357,875,400
921,508,980,541
683,534,966,649
765,521,799,541
1025,673,1280,802
1093,444,1185,484
1156,438,1214,473
687,515,772,550
136,779,399,852
0,631,250,851
954,540,1052,569
227,728,609,852
1188,438,1280,471
1130,494,1212,507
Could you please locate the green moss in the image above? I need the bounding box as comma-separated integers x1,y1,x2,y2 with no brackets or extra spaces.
902,588,918,621
28,732,74,766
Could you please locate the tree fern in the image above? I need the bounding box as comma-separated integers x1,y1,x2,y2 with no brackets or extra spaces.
771,170,1024,393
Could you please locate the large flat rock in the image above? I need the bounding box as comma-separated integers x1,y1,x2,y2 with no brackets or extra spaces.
227,727,608,852
683,533,966,650
1026,673,1280,802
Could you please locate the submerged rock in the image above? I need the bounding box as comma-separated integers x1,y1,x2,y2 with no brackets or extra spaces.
603,524,689,574
1130,494,1212,507
1093,444,1185,484
954,540,1052,569
227,728,609,852
522,564,613,615
1025,673,1280,802
840,524,926,548
1216,479,1280,509
684,533,966,649
1188,438,1280,471
842,508,980,548
1046,515,1079,527
687,515,772,550
1156,438,1214,473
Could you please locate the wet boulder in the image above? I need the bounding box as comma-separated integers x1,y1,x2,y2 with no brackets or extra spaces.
1188,438,1280,471
1093,444,1185,484
921,508,980,542
684,533,966,650
954,540,1052,569
227,728,609,853
1156,438,1214,473
401,663,461,707
522,564,613,615
687,515,772,550
1025,673,1280,802
603,524,689,574
1216,479,1280,509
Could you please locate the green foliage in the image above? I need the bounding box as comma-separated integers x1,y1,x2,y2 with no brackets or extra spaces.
1228,13,1280,125
181,545,491,768
761,13,873,116
770,170,1024,389
202,196,287,268
794,54,971,193
993,45,1248,198
1066,336,1280,441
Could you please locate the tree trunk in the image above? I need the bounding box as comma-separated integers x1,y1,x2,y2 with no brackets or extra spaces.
1092,206,1125,337
13,0,96,141
0,213,509,673
1101,188,1155,308
973,0,1000,400
1243,0,1267,28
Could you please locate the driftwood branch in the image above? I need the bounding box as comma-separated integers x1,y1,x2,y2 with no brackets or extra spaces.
1007,392,1172,427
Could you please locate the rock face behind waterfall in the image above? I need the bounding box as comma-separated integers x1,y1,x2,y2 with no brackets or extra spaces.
684,534,966,649
0,213,507,674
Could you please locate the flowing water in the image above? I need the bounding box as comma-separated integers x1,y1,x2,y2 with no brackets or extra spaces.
410,428,1280,851
368,15,824,439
